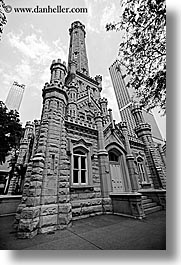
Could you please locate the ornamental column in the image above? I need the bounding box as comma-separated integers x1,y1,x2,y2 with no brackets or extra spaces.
118,121,139,192
95,112,112,198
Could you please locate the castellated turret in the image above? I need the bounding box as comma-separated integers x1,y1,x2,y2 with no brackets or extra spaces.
99,97,110,124
93,75,102,100
15,58,71,238
67,84,78,118
131,103,166,189
42,58,68,114
16,121,34,165
131,103,152,138
50,58,67,85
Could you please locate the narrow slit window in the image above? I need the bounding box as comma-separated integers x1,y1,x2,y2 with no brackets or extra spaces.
51,154,55,171
137,157,147,183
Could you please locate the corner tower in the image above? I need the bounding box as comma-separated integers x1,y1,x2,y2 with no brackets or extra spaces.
131,103,166,189
68,21,89,76
15,59,72,238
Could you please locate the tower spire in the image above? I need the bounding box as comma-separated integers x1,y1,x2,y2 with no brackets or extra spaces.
68,21,89,76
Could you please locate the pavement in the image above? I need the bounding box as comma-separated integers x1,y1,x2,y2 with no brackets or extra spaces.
0,210,166,250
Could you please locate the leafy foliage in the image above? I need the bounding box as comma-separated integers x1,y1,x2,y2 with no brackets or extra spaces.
0,101,23,164
0,0,7,40
106,0,166,114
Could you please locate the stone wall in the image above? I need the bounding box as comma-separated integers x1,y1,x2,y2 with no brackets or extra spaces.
67,128,112,219
132,147,154,189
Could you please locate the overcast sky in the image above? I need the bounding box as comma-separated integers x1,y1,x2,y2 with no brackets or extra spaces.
0,0,166,139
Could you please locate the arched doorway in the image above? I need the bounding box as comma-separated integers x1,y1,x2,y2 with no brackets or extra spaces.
108,148,130,193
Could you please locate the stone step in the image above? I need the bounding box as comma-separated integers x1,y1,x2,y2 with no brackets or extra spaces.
141,195,148,200
144,206,162,215
142,199,152,204
142,202,157,209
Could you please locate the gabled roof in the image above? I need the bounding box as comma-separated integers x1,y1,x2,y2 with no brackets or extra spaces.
104,125,126,154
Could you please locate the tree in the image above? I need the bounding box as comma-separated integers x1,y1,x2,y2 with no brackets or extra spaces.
0,101,23,164
106,0,166,114
0,0,7,40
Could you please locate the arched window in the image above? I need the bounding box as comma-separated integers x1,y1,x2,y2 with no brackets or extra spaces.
87,116,92,122
72,149,88,185
137,157,146,183
109,152,119,162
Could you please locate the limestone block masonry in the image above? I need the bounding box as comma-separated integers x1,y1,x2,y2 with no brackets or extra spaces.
15,21,166,238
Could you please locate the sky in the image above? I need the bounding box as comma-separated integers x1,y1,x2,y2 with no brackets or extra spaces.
0,0,166,139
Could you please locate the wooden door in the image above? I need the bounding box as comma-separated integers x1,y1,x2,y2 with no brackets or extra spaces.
110,163,125,193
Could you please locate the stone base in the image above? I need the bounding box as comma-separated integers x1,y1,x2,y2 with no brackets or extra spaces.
16,203,72,239
110,192,145,219
15,197,114,238
140,183,152,189
71,197,112,220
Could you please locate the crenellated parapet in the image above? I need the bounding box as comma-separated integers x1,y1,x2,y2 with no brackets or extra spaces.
50,58,67,84
42,58,68,107
99,97,109,123
69,21,86,37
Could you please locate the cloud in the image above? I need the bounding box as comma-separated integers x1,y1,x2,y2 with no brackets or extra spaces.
86,22,100,33
83,0,102,33
2,29,67,98
84,0,98,33
15,60,32,83
100,3,117,31
7,31,66,66
2,60,32,96
83,0,119,34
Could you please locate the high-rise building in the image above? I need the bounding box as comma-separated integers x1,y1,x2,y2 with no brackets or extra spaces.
14,21,166,239
5,81,25,111
109,60,164,144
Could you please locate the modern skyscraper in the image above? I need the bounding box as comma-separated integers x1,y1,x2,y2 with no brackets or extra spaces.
5,81,25,111
109,60,163,144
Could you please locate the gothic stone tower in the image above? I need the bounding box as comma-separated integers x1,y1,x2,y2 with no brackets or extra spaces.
15,21,166,238
68,21,89,76
15,21,113,238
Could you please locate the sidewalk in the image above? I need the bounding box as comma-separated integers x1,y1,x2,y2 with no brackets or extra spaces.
0,210,166,250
